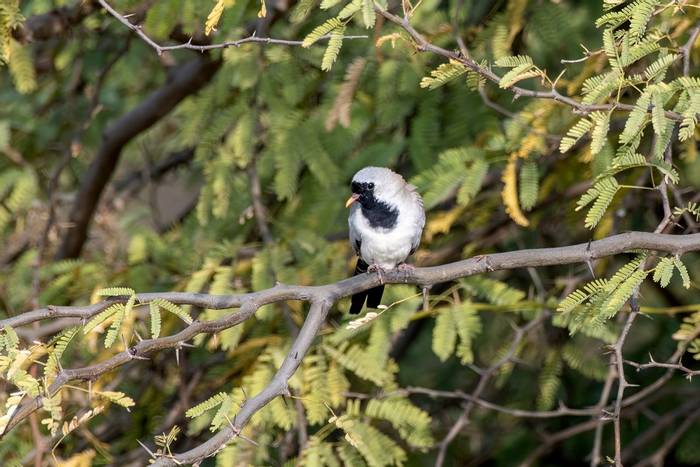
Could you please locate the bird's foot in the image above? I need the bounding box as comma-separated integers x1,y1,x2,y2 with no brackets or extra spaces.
368,264,386,284
473,254,494,271
397,263,415,272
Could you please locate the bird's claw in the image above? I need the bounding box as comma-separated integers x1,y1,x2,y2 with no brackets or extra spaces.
368,264,385,284
397,263,415,272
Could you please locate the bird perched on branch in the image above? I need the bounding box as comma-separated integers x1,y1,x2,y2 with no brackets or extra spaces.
346,167,425,314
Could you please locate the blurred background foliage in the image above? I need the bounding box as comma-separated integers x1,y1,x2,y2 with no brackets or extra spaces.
1,0,700,465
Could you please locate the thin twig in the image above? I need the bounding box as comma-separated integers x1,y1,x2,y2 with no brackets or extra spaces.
97,0,366,56
681,25,700,77
625,356,700,378
434,312,549,467
611,294,640,467
631,405,700,467
374,6,685,121
401,386,598,418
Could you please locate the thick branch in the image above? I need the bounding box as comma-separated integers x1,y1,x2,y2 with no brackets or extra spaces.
12,0,97,43
55,56,221,259
4,231,700,461
150,299,332,466
6,231,700,330
113,147,195,193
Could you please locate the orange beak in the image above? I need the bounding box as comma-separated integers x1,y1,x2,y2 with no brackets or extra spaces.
345,193,360,208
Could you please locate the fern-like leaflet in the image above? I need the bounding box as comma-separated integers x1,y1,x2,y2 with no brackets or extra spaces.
560,118,593,153
519,161,538,211
652,257,675,287
619,88,651,145
576,176,619,229
537,351,562,410
673,257,691,289
97,287,136,297
419,62,467,90
83,303,124,334
321,24,345,71
589,112,610,156
151,298,193,324
186,392,230,418
302,17,343,47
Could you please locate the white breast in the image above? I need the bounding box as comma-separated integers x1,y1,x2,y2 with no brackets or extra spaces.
349,191,424,269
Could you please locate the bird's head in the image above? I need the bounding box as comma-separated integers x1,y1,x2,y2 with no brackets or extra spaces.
345,167,405,208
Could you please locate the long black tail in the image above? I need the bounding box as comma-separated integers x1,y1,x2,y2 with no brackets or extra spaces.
349,258,385,314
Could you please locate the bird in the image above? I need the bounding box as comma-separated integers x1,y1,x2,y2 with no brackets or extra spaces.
345,167,425,314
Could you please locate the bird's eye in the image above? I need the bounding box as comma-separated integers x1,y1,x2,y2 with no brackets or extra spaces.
367,182,375,190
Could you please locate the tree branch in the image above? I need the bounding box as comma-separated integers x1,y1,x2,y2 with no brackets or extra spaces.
375,7,686,121
96,0,366,55
113,147,195,193
150,299,332,465
12,0,98,43
55,56,221,260
4,231,700,462
435,312,549,467
681,24,700,77
5,232,700,330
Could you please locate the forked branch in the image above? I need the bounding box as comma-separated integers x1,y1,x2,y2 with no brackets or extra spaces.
3,232,700,464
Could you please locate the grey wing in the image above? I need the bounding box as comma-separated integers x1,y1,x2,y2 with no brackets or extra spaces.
409,187,425,255
349,209,362,256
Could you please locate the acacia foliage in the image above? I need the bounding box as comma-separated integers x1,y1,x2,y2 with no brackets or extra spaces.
0,0,700,465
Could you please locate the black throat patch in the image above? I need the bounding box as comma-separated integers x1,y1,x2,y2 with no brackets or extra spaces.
360,195,399,229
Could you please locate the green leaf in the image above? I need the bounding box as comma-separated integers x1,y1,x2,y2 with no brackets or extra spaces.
679,91,700,142
97,390,135,409
83,303,124,334
674,257,691,289
338,0,362,19
361,0,375,28
320,0,342,8
498,63,540,89
1,325,19,351
420,62,467,90
590,112,610,156
537,351,562,410
645,53,678,81
456,158,489,206
599,269,648,320
494,55,533,67
628,0,657,43
321,25,345,71
518,161,538,211
104,306,126,348
151,298,193,324
97,287,136,297
302,17,343,48
149,301,161,339
576,177,619,229
432,309,457,361
652,257,675,287
452,303,481,364
560,118,593,153
650,86,670,136
186,392,229,418
557,289,590,314
619,88,651,145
